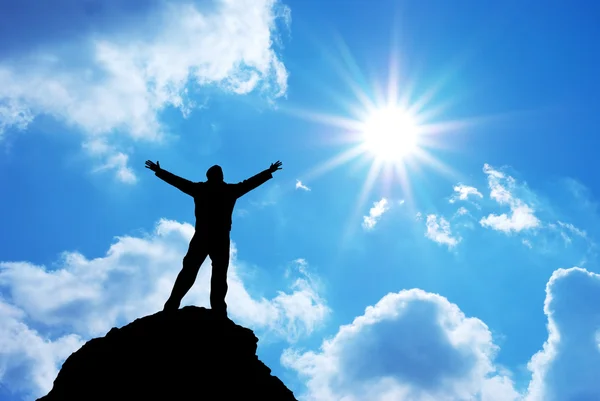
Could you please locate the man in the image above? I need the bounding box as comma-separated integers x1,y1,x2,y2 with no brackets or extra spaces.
145,159,283,316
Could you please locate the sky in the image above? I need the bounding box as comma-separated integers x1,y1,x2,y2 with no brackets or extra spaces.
1,0,600,400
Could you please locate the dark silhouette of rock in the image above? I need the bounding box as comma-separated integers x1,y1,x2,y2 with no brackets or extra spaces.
37,307,297,401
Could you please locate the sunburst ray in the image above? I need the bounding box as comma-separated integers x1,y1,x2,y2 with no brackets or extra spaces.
288,38,485,235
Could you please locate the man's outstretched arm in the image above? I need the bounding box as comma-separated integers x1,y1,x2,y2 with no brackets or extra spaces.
145,160,196,196
235,161,282,198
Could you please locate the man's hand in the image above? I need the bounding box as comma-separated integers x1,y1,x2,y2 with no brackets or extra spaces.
269,160,283,174
145,160,161,172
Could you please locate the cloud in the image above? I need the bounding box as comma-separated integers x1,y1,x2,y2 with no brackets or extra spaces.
0,100,34,134
556,221,586,238
0,301,83,400
0,218,328,397
480,164,540,234
450,184,483,204
0,0,291,182
525,267,600,401
275,259,330,342
544,221,592,251
282,289,520,401
451,207,478,231
282,264,600,401
425,215,460,249
362,198,390,230
551,221,588,246
85,139,137,183
455,207,469,217
296,180,311,191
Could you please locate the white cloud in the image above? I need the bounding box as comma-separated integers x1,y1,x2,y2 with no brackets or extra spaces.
275,259,329,342
480,164,540,233
296,180,311,191
425,214,460,249
282,265,600,401
546,221,589,248
282,289,520,401
450,184,483,203
0,0,290,182
556,221,587,243
455,207,469,217
362,198,390,230
559,231,572,246
0,218,328,397
86,140,137,184
556,221,586,238
452,208,477,231
480,204,539,234
525,267,600,401
0,99,33,134
0,301,83,399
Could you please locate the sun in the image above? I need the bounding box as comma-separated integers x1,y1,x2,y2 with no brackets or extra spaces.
283,35,473,231
361,107,419,162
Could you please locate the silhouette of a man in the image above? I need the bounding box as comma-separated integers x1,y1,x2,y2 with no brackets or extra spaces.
145,159,283,316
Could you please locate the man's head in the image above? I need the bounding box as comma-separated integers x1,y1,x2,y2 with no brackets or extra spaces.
206,165,224,182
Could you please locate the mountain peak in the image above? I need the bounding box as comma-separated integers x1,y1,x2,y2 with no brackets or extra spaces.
38,306,297,401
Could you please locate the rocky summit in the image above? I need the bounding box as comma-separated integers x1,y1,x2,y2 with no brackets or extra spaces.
37,306,298,401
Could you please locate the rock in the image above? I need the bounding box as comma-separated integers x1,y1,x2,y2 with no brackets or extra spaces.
37,306,297,401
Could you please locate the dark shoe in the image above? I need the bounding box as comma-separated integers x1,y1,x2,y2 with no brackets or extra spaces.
212,308,228,319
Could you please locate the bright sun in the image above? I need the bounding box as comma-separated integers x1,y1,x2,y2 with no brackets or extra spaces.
361,107,419,162
286,37,473,234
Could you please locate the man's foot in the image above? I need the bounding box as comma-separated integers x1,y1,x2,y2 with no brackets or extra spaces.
212,308,228,319
163,298,180,312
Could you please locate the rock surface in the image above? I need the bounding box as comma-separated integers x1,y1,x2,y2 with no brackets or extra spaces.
37,306,298,401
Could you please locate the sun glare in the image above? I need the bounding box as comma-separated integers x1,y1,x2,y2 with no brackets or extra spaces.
361,107,419,162
285,36,473,234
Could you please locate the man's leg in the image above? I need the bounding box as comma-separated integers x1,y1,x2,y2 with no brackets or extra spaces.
208,233,231,316
163,234,208,312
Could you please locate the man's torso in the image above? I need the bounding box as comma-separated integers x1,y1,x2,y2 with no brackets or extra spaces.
193,182,237,232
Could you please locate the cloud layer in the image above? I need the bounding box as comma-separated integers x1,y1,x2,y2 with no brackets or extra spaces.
296,180,311,191
283,264,600,401
0,302,82,400
422,163,591,252
526,267,600,401
0,218,328,398
479,164,540,234
363,198,390,230
425,214,461,249
0,0,291,181
450,184,483,204
282,289,519,401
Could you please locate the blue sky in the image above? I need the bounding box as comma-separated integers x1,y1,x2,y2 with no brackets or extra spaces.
1,0,600,400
